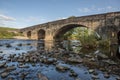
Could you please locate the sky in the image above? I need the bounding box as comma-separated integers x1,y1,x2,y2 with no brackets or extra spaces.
0,0,120,29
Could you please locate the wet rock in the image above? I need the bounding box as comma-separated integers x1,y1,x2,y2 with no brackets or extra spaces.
0,51,3,53
91,74,99,79
18,64,29,68
69,69,78,77
0,56,3,59
27,43,31,45
0,62,6,68
13,71,19,75
43,58,57,64
25,58,29,62
102,60,117,65
37,73,48,80
85,55,92,58
0,44,3,46
104,72,110,78
20,72,28,80
15,47,20,50
1,72,9,78
97,53,108,59
56,64,70,72
17,43,22,46
88,69,95,73
116,76,120,80
90,58,96,61
67,57,83,63
75,78,81,80
9,54,16,58
5,66,16,71
7,77,14,80
6,44,12,48
18,58,24,62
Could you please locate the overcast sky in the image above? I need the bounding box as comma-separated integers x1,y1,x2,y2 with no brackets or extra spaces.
0,0,120,29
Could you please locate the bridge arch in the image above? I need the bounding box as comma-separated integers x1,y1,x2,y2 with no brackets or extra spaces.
27,31,31,39
38,29,45,40
53,24,88,40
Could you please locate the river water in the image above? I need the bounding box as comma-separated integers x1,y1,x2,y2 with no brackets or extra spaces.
0,39,120,80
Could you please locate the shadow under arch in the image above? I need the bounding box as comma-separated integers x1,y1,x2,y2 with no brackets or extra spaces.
53,24,88,41
117,31,120,44
38,29,45,40
27,31,31,39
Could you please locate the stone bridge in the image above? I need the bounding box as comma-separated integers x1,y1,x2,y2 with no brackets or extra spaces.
20,11,120,42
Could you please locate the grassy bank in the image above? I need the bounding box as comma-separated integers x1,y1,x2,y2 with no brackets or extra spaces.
0,27,21,39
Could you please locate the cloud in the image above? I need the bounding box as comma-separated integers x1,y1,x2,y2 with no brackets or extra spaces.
0,14,16,27
78,8,91,13
23,16,46,22
0,14,16,21
78,6,120,13
57,17,67,20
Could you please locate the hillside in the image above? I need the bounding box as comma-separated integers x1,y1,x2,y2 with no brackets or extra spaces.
0,27,20,39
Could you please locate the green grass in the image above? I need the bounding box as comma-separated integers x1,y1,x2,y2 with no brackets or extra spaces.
0,27,20,39
0,27,17,31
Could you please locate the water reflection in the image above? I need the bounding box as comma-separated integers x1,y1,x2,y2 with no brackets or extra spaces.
116,45,120,59
42,40,120,60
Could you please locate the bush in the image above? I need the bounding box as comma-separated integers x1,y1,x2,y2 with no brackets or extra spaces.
98,39,110,48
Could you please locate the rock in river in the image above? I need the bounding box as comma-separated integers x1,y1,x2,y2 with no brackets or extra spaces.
1,72,9,78
56,64,70,72
67,57,83,63
43,58,57,64
0,62,6,68
5,66,16,71
69,69,78,77
37,73,48,80
104,72,110,78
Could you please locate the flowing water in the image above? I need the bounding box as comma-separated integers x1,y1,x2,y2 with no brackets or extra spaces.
0,39,120,80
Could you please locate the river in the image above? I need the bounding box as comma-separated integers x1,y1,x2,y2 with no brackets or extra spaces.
0,39,120,80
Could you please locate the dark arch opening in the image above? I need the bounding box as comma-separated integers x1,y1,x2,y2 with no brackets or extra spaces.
54,24,87,40
38,29,45,40
27,31,31,38
117,31,120,44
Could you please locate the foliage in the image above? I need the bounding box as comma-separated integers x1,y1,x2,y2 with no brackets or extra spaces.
0,27,16,31
63,27,110,48
98,39,110,48
67,16,76,19
63,27,98,47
